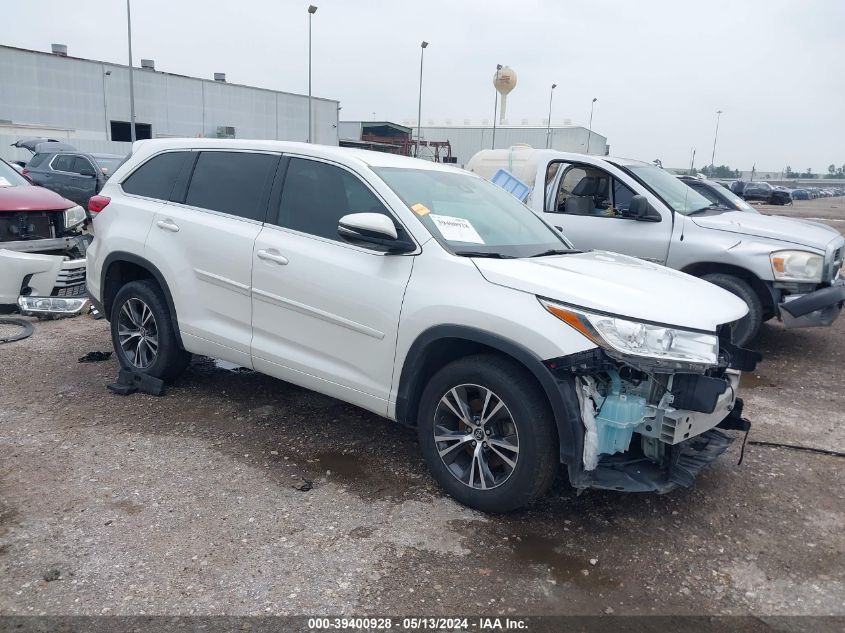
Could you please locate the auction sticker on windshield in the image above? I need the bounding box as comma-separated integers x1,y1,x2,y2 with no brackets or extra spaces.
429,214,484,244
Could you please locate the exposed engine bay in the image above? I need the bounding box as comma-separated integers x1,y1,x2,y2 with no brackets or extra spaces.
546,334,759,493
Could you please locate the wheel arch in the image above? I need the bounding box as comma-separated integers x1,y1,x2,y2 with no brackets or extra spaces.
681,261,776,318
395,325,582,466
101,251,184,348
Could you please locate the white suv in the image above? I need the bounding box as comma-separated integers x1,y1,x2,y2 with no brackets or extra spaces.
86,139,757,512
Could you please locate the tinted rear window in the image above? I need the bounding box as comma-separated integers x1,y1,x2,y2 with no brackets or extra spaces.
122,151,191,200
185,151,278,221
52,154,76,172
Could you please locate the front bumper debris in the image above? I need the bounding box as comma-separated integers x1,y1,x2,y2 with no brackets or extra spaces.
0,249,88,316
779,278,845,329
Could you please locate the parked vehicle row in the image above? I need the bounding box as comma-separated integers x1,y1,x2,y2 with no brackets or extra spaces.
87,138,766,512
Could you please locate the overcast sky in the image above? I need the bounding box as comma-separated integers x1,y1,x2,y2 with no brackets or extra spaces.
2,0,843,171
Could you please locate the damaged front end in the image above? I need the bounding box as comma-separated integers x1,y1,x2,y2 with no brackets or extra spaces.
0,209,91,317
541,300,759,494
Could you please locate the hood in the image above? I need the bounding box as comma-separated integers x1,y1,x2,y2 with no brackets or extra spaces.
473,250,748,332
691,210,838,249
0,184,76,212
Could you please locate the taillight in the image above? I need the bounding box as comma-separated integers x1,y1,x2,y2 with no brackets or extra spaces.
88,195,111,214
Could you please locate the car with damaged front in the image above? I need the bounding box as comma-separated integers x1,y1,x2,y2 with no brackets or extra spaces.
88,139,758,512
0,158,90,316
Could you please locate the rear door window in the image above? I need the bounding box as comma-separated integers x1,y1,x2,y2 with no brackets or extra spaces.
122,151,192,201
71,156,94,175
52,154,76,172
185,151,278,221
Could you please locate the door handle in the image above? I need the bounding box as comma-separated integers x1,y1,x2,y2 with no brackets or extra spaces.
156,219,180,232
256,249,289,265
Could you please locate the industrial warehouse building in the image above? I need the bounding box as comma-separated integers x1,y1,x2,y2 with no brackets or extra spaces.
0,44,339,163
339,121,609,167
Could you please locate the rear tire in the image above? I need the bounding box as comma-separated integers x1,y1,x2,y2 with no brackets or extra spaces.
416,354,558,513
110,280,190,382
702,273,763,347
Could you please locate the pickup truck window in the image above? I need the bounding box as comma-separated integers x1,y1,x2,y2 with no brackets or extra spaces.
622,164,712,215
375,167,569,258
547,163,637,218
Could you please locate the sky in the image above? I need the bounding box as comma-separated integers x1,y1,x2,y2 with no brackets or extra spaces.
1,0,843,172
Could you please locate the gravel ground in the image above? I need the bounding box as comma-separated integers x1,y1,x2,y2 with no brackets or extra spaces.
0,201,843,617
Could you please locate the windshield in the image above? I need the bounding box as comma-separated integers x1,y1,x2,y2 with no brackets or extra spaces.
623,164,712,214
93,156,124,175
0,160,29,187
374,167,570,258
712,183,758,213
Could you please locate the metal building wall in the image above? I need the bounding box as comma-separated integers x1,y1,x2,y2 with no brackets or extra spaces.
0,45,339,158
416,126,608,166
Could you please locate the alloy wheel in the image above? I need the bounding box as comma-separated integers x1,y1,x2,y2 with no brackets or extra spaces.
433,384,520,490
117,297,159,369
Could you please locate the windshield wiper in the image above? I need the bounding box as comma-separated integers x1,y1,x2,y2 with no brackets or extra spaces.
527,248,580,258
454,250,516,259
686,205,723,216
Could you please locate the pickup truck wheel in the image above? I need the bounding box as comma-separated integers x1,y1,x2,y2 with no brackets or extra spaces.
417,355,558,513
702,273,762,347
110,280,190,381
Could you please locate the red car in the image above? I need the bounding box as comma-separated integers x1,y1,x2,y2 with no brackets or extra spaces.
0,158,91,315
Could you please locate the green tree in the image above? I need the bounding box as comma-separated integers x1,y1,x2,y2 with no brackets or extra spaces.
829,164,836,176
785,166,793,178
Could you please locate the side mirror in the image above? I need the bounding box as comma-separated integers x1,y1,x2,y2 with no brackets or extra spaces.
626,195,661,222
338,213,415,253
79,168,96,177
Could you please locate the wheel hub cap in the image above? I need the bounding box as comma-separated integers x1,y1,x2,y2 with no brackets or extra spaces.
432,384,520,490
117,297,159,369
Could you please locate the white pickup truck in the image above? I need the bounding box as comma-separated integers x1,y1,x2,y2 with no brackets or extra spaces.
468,146,845,346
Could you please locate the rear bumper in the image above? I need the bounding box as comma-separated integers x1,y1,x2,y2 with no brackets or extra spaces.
779,278,845,329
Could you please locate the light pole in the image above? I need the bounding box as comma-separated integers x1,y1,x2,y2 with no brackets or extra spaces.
126,0,136,142
709,109,723,172
545,83,557,149
416,41,428,158
586,97,597,154
307,5,318,143
491,64,502,149
102,69,112,139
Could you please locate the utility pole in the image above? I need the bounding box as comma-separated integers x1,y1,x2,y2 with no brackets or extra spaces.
126,0,136,142
307,5,318,143
416,41,428,158
586,97,597,153
545,83,557,149
710,109,723,169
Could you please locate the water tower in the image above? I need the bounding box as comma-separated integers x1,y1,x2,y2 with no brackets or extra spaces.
493,66,517,124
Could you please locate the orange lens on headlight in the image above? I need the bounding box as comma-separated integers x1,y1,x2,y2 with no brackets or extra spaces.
544,304,602,345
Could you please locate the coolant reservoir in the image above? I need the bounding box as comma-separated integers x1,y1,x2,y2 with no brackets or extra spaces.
594,389,647,456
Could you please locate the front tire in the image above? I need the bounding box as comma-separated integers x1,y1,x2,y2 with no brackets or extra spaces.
417,355,558,513
110,280,190,381
702,273,763,347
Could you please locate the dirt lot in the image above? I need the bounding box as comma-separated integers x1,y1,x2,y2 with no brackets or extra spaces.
1,199,843,618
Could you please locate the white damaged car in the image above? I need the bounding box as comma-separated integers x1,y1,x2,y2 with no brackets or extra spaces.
87,139,759,511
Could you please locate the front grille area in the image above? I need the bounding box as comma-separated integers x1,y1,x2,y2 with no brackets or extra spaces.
51,260,87,297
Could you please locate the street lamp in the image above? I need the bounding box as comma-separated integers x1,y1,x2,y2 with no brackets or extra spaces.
307,5,318,143
710,109,723,171
416,41,428,158
491,64,502,149
586,97,597,154
126,0,136,142
545,83,557,149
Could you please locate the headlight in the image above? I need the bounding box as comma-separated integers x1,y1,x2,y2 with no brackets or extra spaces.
63,205,87,229
540,299,719,366
770,250,823,282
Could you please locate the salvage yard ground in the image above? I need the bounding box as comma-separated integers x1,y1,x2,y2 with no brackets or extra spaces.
0,198,843,616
